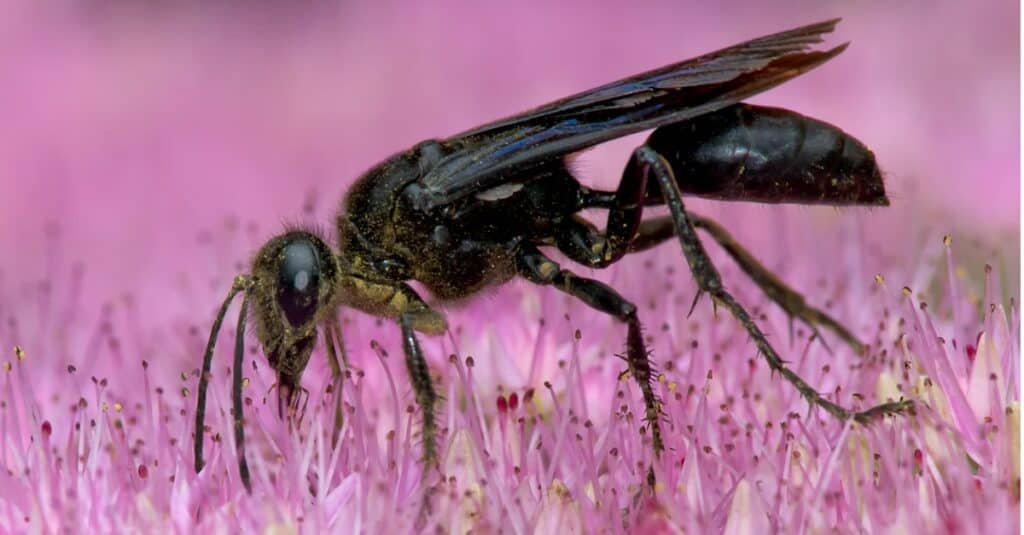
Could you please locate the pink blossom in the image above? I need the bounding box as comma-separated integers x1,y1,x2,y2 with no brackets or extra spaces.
0,2,1017,533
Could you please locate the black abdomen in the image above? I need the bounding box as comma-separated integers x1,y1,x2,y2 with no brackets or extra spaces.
643,104,887,205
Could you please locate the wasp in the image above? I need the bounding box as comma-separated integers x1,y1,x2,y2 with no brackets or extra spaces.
193,19,912,492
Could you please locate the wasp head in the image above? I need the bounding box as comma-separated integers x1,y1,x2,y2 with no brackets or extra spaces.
250,229,339,416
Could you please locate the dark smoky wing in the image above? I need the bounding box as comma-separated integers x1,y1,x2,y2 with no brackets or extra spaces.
413,19,847,210
457,18,843,137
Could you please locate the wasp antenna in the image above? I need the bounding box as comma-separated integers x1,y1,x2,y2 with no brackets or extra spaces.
194,276,251,477
233,289,253,493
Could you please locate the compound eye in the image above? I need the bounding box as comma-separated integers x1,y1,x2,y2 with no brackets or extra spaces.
277,239,321,328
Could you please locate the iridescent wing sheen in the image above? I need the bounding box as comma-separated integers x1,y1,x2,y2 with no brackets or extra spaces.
410,19,847,210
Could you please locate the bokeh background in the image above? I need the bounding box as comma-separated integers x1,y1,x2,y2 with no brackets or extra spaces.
0,1,1018,355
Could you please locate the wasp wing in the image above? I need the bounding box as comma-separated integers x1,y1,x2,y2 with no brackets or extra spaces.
410,19,847,210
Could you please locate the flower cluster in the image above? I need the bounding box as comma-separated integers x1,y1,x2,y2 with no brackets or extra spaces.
0,219,1016,533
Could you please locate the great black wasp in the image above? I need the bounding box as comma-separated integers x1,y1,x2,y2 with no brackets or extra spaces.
193,19,912,492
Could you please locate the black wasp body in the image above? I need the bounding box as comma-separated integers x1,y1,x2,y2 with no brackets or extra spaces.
194,19,911,493
342,102,886,304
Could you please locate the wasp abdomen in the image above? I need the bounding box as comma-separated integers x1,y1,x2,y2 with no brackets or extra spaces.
643,104,887,206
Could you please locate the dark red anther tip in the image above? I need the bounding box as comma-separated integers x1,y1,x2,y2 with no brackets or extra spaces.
41,421,52,438
496,395,507,414
138,464,148,479
508,392,519,412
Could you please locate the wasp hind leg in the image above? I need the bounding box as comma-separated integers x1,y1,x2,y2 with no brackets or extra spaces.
559,150,863,355
627,213,865,354
629,145,912,424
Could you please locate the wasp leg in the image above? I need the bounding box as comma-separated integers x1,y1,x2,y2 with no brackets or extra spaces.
631,145,912,424
626,214,865,354
552,215,610,267
399,312,440,468
557,153,648,267
516,244,662,486
562,154,855,353
347,280,444,465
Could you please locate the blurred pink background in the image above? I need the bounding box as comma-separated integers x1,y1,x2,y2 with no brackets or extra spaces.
0,0,1018,319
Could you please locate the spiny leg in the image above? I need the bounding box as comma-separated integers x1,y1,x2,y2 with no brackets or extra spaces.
632,145,912,423
516,244,662,485
627,213,865,353
399,313,440,468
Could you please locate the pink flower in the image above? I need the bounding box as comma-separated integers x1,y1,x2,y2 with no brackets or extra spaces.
0,2,1016,533
2,219,1017,532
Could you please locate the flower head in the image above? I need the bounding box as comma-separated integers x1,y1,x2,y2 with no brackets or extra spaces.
0,220,1018,532
0,3,1016,533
